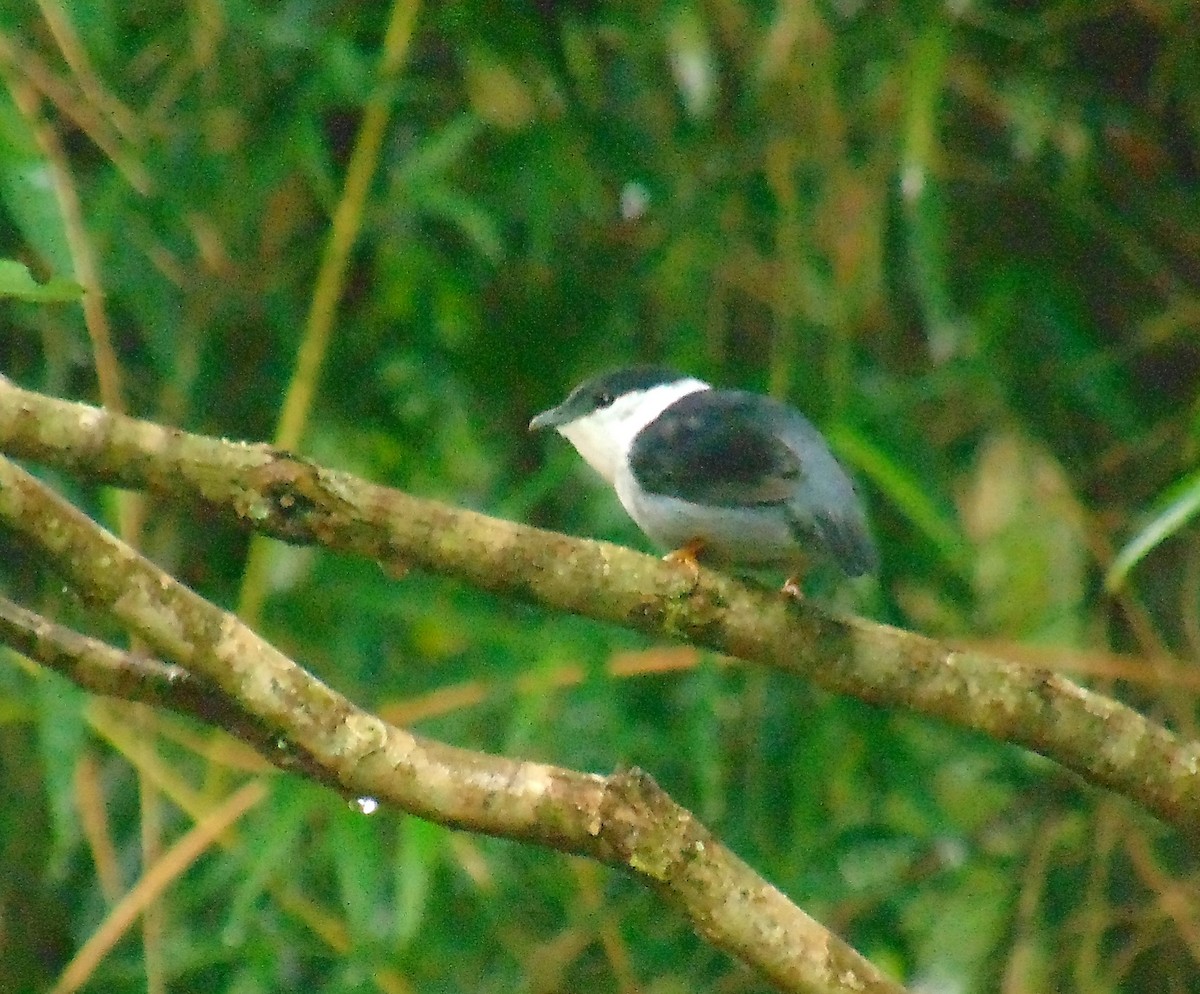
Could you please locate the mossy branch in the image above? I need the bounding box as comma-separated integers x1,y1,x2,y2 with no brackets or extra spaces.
0,378,1196,834
0,380,907,994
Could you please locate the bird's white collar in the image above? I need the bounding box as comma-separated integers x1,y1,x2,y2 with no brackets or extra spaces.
556,377,710,485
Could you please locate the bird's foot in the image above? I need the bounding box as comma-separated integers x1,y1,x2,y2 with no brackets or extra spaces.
781,574,805,600
663,539,705,584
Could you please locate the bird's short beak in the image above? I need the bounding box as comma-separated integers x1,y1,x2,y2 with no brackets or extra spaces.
528,407,563,432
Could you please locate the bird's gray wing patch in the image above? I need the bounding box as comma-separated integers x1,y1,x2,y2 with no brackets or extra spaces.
628,393,802,507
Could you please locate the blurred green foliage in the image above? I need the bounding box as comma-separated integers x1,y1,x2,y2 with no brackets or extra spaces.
1,0,1199,991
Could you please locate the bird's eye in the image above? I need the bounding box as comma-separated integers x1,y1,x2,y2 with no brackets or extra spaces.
595,391,615,408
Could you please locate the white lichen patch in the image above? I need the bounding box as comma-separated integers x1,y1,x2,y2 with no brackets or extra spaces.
596,546,613,578
77,406,105,433
140,422,170,455
947,652,1033,721
1053,680,1107,717
449,762,544,800
319,472,357,504
1099,719,1147,769
1171,742,1200,778
847,631,900,685
245,501,271,521
114,583,192,662
1053,677,1092,703
913,649,978,701
509,762,554,800
215,615,298,702
334,711,388,757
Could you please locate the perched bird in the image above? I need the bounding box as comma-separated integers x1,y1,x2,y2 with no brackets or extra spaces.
529,366,877,590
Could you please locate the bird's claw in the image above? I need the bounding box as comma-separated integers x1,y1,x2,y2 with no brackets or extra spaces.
663,540,704,586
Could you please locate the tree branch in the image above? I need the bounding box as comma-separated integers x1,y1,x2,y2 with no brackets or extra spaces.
0,381,1196,836
0,594,351,793
0,451,905,994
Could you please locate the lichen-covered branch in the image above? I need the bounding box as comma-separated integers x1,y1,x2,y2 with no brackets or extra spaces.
0,381,1197,835
0,595,347,793
0,452,905,994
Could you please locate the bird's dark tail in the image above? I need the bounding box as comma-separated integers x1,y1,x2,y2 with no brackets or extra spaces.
813,511,879,578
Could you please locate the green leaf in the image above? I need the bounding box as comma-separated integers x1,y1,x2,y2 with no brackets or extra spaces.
225,779,316,939
830,423,971,578
392,816,442,947
36,674,87,873
0,259,82,303
901,26,962,362
1106,468,1200,591
329,801,387,942
397,114,484,186
0,88,73,275
410,184,503,262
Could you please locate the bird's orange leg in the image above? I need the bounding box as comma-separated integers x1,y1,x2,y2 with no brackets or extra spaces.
781,555,810,600
663,538,705,581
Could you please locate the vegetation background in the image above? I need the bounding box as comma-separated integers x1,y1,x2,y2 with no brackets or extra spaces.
1,0,1199,991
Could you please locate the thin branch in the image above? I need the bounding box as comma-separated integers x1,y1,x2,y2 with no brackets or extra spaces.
0,594,187,701
34,0,143,143
0,594,348,793
0,453,904,994
0,379,1197,834
73,751,123,903
0,31,150,193
2,68,158,985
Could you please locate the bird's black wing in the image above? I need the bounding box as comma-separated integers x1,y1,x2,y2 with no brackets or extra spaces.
628,392,803,507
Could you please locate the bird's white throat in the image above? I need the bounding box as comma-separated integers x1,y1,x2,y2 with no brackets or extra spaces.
557,377,710,485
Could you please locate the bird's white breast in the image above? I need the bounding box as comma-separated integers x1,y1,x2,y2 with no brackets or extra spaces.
614,472,800,566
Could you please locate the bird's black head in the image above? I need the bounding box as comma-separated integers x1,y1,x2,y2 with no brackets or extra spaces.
529,366,687,430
